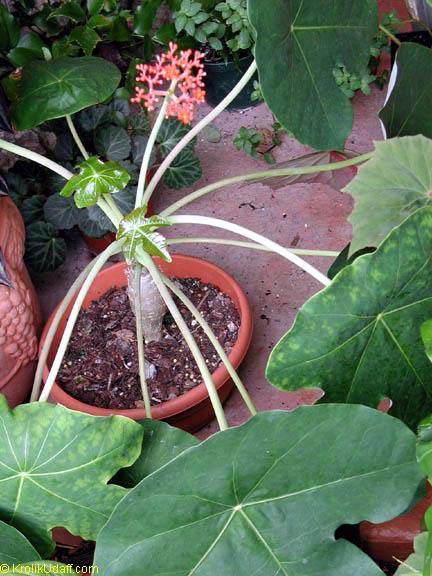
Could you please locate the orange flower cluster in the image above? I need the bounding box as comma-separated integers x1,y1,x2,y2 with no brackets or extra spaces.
131,42,206,125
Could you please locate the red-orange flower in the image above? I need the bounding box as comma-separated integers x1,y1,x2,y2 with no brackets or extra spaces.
131,42,206,125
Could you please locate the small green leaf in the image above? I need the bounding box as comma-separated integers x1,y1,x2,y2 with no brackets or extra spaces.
12,57,121,131
380,43,432,139
0,5,20,52
163,149,201,189
25,221,66,273
116,420,199,488
7,33,46,67
60,157,130,208
267,207,432,431
134,0,163,36
208,36,223,51
422,320,432,364
327,243,375,280
118,207,171,261
95,405,423,576
69,25,101,55
87,0,104,16
48,1,85,22
344,136,432,254
94,126,131,161
0,397,143,557
44,194,81,230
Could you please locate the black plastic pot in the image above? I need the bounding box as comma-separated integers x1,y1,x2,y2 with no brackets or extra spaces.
204,53,258,110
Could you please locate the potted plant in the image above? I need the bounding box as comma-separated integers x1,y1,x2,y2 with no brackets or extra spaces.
172,0,257,108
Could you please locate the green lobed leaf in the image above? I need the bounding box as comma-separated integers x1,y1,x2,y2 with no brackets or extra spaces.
60,157,130,208
21,196,45,226
267,207,432,430
44,194,81,230
69,25,101,55
156,117,196,156
12,57,121,131
118,207,171,261
77,208,111,238
380,43,432,139
48,1,85,23
116,419,199,487
94,125,132,161
95,405,423,576
25,221,67,273
0,521,40,566
163,149,202,189
0,397,143,557
248,0,378,151
78,104,111,132
0,5,20,53
344,136,432,255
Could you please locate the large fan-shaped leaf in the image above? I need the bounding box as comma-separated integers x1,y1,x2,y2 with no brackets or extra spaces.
267,207,432,430
12,57,121,131
0,521,40,566
117,419,199,487
0,397,143,556
248,0,378,151
95,405,423,576
344,136,432,254
380,43,432,139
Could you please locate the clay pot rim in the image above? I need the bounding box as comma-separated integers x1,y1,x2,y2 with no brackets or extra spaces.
41,254,253,420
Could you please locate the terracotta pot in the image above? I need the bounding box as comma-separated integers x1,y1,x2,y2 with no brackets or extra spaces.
0,195,41,407
41,255,253,432
360,483,432,564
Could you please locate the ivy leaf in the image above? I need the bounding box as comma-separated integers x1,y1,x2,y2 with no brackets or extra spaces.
116,419,199,488
163,149,201,189
0,521,40,566
44,194,81,230
94,126,132,161
60,157,130,208
69,25,101,55
118,207,171,261
95,405,423,576
267,207,432,431
248,0,377,150
0,397,143,557
380,43,432,139
394,532,428,575
25,221,67,273
12,57,121,131
344,136,432,255
48,2,85,23
156,117,195,156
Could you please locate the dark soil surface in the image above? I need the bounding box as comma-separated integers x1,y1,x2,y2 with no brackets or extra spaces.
58,278,240,409
53,541,95,569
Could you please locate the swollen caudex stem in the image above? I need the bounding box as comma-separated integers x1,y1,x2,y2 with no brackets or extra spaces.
126,265,166,348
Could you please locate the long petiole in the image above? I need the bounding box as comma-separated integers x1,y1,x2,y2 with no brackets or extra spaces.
103,194,124,225
168,216,331,287
162,273,257,417
133,263,152,418
161,152,373,217
137,81,175,209
379,23,401,46
30,256,107,401
0,138,73,180
144,60,258,201
66,115,89,160
141,252,228,431
167,237,339,257
39,241,122,402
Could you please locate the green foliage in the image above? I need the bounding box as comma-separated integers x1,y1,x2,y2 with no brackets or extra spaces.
380,43,432,139
116,419,199,487
164,148,202,189
327,244,375,280
25,221,67,273
117,207,171,261
12,56,121,131
249,0,378,151
0,521,40,566
95,405,423,575
333,64,375,98
60,157,130,208
394,532,428,575
0,5,20,53
233,126,280,164
173,0,254,55
0,397,143,557
267,207,432,430
422,320,432,364
344,136,432,254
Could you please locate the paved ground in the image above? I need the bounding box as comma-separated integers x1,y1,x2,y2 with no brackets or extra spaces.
34,0,411,438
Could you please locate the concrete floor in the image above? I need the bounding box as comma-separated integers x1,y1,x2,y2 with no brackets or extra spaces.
34,0,411,438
